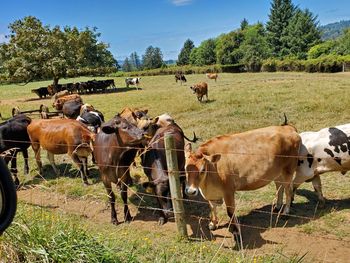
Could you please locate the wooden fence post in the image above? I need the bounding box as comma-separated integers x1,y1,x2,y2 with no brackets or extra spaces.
164,133,188,238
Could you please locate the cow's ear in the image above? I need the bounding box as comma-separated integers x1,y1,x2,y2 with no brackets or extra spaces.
143,109,148,114
185,143,192,158
132,111,137,120
204,154,221,163
151,117,159,124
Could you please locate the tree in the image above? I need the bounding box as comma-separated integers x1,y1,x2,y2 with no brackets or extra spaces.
129,52,141,70
215,31,244,65
334,28,350,55
122,57,132,72
238,23,271,71
0,16,117,85
266,0,296,57
240,18,249,30
282,9,321,59
189,39,216,66
142,46,164,69
307,40,336,59
177,39,195,65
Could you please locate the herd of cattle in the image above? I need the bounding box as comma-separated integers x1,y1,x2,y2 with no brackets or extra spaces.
1,73,349,233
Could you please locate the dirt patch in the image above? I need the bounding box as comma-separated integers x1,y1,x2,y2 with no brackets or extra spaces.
17,186,350,262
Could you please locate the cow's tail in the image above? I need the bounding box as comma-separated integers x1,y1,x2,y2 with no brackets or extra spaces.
282,113,288,126
183,131,199,143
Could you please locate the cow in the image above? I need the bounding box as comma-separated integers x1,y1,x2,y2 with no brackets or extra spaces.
0,114,32,186
77,110,105,133
47,84,64,96
27,119,95,185
31,87,49,99
184,125,301,232
53,90,70,100
175,73,187,85
119,107,151,130
125,77,141,90
190,82,208,102
293,124,350,207
141,115,198,225
53,94,83,111
93,114,148,224
62,100,83,119
206,73,218,82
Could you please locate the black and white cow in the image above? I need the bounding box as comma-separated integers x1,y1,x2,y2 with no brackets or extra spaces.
125,77,141,90
77,110,105,133
293,124,350,206
175,73,187,85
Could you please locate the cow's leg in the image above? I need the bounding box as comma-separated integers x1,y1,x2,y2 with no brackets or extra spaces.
155,182,171,225
103,179,118,224
10,151,19,187
208,200,219,230
70,152,89,185
312,174,326,208
32,143,43,175
274,180,284,212
224,193,239,233
22,149,29,175
120,172,132,223
47,151,60,176
281,175,293,215
292,173,309,203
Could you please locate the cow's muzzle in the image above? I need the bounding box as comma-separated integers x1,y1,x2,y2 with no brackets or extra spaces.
185,186,199,196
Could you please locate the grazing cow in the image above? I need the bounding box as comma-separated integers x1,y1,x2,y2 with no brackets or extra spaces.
31,87,49,99
27,119,95,185
53,94,82,111
184,125,301,231
125,77,141,90
293,124,350,207
141,116,198,225
93,114,147,224
190,82,208,102
0,114,32,186
206,73,218,82
175,73,187,85
47,84,64,96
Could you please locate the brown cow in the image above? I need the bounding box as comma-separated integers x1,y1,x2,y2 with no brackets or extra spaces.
190,82,208,102
53,94,82,111
184,125,301,232
27,119,95,185
119,107,151,130
206,73,218,81
53,90,69,100
93,114,148,224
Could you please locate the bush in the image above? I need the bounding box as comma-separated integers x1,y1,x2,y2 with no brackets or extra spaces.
261,59,277,72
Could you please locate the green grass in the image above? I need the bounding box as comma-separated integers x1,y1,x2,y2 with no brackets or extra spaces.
1,72,350,262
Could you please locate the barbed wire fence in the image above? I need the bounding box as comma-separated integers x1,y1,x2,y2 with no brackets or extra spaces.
1,135,350,257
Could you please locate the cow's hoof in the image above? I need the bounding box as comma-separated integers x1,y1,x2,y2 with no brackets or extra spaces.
83,181,90,186
208,222,217,231
273,206,282,213
125,215,132,223
111,219,118,225
158,217,166,226
318,200,326,209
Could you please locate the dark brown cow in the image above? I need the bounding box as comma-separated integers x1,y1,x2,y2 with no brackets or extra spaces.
93,114,147,224
190,82,208,102
27,119,95,185
185,125,301,232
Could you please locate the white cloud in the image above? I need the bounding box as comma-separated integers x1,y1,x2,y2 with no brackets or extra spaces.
171,0,193,6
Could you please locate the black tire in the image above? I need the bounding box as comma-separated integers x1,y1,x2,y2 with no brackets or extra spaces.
0,158,17,234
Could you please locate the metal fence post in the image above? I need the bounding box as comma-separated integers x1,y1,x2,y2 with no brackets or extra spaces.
164,133,188,238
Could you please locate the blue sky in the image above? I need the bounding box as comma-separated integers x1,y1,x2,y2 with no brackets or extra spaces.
1,0,350,60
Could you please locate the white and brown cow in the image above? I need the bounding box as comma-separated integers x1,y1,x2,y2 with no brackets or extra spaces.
125,77,141,90
293,124,350,207
206,73,218,82
184,125,301,231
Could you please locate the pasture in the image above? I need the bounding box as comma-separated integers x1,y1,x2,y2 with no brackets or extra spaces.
1,72,350,262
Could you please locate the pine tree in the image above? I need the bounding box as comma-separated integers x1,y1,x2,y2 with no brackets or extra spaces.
142,46,164,69
240,18,249,30
266,0,296,57
129,52,141,71
177,39,195,65
122,57,132,72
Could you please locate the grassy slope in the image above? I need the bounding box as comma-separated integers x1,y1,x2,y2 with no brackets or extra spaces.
1,72,350,262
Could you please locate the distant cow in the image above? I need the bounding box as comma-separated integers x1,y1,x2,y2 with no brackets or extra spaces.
293,124,350,207
93,114,147,224
27,119,95,185
53,94,83,111
185,125,301,231
125,77,141,90
190,82,208,102
53,90,70,100
206,73,218,82
47,84,64,96
0,114,32,186
175,73,187,85
31,87,50,99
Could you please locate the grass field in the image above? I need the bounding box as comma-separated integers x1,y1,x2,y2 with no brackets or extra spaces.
1,72,350,262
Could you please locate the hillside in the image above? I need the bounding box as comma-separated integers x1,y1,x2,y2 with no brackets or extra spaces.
320,20,350,40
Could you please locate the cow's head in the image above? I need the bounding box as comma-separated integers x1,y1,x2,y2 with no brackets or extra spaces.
101,114,146,145
189,86,197,94
184,143,221,196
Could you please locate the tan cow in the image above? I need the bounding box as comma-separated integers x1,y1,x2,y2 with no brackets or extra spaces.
206,73,218,82
190,82,208,102
184,125,301,231
53,94,82,110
